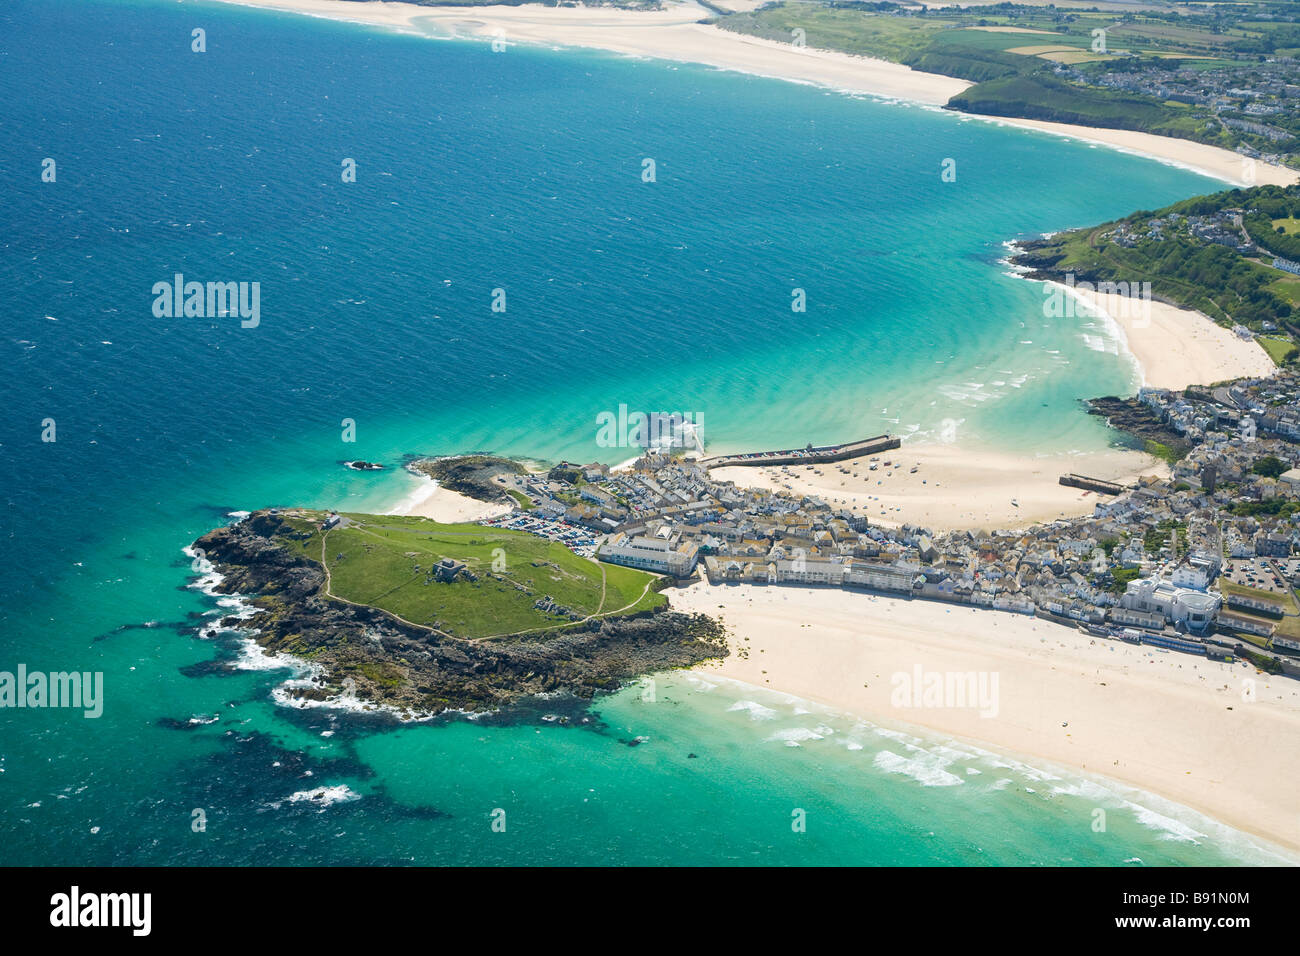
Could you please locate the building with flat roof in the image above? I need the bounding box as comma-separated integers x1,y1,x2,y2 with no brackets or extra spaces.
1279,468,1300,493
599,532,699,577
1120,576,1221,632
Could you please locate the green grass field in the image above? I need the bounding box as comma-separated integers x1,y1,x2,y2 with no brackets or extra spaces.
712,6,945,63
1216,577,1300,643
505,489,534,510
1269,275,1300,307
277,511,664,639
1257,334,1295,366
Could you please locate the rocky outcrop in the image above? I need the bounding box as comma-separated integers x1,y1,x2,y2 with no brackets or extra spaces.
408,455,526,505
193,512,727,718
1086,396,1190,458
1006,238,1067,281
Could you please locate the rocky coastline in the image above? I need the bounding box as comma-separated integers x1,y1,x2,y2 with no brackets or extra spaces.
408,455,525,505
193,511,729,719
1086,395,1191,460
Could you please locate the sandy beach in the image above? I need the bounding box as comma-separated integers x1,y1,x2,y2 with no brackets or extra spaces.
974,115,1297,188
209,0,1297,188
206,0,968,103
1049,283,1278,391
214,0,1300,854
385,473,511,523
713,443,1165,532
672,580,1300,855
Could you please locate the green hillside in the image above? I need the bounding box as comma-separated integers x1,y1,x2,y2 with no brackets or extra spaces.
277,511,664,639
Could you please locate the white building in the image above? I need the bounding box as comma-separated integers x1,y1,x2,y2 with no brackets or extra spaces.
846,561,916,593
1120,577,1221,632
1169,561,1210,591
599,532,699,577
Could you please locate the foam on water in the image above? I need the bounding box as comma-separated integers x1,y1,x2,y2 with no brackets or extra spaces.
0,0,1275,866
727,700,779,721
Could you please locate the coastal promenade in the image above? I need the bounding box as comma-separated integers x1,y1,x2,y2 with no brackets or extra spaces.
699,434,900,469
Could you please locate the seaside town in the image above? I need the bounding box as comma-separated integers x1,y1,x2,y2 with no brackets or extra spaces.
457,380,1300,680
1103,206,1300,300
1050,57,1300,170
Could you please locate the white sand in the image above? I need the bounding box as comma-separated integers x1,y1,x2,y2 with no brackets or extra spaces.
673,580,1300,855
980,115,1298,188
712,444,1165,532
1054,283,1278,390
209,0,968,104
386,474,511,523
208,0,1298,187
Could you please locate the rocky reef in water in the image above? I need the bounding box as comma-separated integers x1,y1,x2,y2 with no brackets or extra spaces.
192,511,728,718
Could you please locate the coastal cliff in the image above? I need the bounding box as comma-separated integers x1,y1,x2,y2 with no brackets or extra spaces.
193,511,728,717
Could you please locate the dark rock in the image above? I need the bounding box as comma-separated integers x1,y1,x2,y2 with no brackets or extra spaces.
407,455,526,505
191,511,729,718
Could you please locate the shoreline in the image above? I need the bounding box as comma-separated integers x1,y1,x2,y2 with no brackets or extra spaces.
968,114,1297,189
1045,281,1278,392
711,443,1167,532
384,470,512,523
687,670,1293,863
206,0,1298,187
672,580,1300,857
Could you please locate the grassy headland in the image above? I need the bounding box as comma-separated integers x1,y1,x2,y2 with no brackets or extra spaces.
193,509,720,717
1011,183,1300,353
279,510,665,638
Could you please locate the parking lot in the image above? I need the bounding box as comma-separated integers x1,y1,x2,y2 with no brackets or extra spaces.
1221,557,1299,599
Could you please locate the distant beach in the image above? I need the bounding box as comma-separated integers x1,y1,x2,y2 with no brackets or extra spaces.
208,0,1298,188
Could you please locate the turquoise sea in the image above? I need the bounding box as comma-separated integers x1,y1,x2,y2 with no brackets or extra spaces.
0,0,1290,865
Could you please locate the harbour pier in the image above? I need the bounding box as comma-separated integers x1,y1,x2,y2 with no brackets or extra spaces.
699,435,900,470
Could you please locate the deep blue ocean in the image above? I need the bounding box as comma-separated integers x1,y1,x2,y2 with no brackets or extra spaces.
0,0,1289,865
